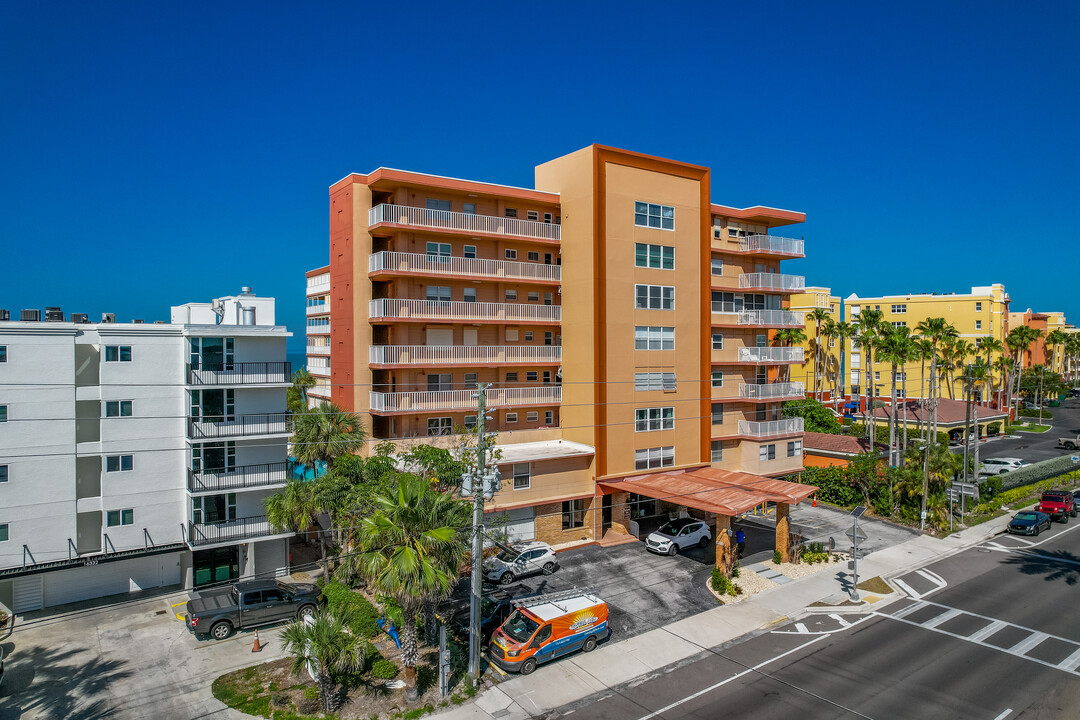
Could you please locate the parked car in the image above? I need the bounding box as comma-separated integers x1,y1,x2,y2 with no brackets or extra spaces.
185,579,320,640
1036,490,1077,523
1069,389,1080,398
1007,510,1052,536
452,584,537,640
978,457,1030,476
646,518,712,556
484,541,559,585
488,591,609,675
1057,435,1080,450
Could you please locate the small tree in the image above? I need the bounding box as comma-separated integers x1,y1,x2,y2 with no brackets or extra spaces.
288,368,316,414
281,608,365,714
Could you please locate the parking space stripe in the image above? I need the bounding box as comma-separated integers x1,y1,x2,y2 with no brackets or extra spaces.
1009,631,1049,656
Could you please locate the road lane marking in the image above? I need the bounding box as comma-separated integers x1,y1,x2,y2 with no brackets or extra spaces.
794,623,808,633
632,635,829,720
992,709,1012,720
772,614,875,636
1058,647,1080,672
829,613,851,628
891,600,927,619
892,578,922,599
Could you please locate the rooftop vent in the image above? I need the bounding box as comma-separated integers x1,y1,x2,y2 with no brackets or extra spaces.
0,309,9,321
101,313,116,323
20,309,40,322
240,286,253,295
153,320,167,324
71,313,90,323
44,307,64,322
132,319,144,324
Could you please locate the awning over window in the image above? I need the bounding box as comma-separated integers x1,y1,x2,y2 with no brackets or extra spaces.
598,467,817,517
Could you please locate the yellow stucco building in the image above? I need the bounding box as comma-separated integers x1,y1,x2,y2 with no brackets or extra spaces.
788,287,841,402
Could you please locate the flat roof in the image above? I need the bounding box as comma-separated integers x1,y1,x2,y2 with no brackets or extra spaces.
525,594,602,622
494,440,595,465
331,167,560,204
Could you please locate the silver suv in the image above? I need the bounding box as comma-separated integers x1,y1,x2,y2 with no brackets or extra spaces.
484,541,559,585
979,457,1030,476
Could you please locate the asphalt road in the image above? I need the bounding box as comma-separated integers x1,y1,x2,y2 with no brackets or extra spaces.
972,396,1080,464
560,512,1080,720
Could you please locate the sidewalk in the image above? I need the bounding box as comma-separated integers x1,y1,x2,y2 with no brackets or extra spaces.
435,514,1013,720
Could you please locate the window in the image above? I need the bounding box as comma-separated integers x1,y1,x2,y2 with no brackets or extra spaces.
464,372,478,387
524,331,534,341
527,210,539,221
527,251,540,262
711,403,723,424
462,202,476,215
635,407,674,432
526,371,538,382
712,333,723,350
505,290,518,301
0,524,7,541
506,372,519,383
635,285,675,310
634,326,675,350
891,304,907,314
505,208,518,218
426,198,451,211
505,249,518,260
0,465,7,482
427,374,452,391
106,455,134,472
711,441,723,462
522,411,537,423
545,410,554,425
506,412,518,423
711,258,723,276
307,316,329,328
874,372,880,381
892,321,907,328
562,499,586,529
103,345,132,362
464,245,477,258
426,286,451,302
0,346,5,362
634,243,675,269
635,372,677,391
711,371,724,388
635,446,674,470
427,417,452,436
544,213,553,224
975,302,982,312
544,292,553,305
463,288,476,302
105,400,133,417
728,227,738,238
544,332,553,345
426,242,451,259
107,509,134,527
787,440,803,457
634,202,674,230
975,320,982,330
464,415,477,430
759,444,776,461
543,371,551,383
527,292,540,302
0,406,6,423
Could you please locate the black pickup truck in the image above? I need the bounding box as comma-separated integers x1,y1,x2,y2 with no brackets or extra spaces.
186,579,319,640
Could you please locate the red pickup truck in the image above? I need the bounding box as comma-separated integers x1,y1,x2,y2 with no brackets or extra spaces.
1036,490,1077,523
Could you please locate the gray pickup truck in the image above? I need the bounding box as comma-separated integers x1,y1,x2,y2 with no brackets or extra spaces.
186,579,319,640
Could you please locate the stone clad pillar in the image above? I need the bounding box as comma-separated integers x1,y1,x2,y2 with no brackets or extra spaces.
714,512,732,573
775,502,790,561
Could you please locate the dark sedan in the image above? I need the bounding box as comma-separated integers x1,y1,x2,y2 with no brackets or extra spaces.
1007,511,1052,536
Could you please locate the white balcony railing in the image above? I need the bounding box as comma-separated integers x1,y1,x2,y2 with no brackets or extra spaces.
369,298,561,323
306,304,329,316
369,386,561,413
738,418,805,437
306,345,330,356
738,382,805,400
308,365,330,377
736,309,804,326
306,277,330,296
739,234,805,256
369,251,561,283
738,273,805,292
737,347,805,363
307,321,330,334
369,345,562,366
369,204,561,242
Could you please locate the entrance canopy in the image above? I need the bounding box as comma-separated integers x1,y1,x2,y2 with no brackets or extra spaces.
598,467,817,517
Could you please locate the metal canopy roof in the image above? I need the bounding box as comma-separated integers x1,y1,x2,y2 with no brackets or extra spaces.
598,467,817,517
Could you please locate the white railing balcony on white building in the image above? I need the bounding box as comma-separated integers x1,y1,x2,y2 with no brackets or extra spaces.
369,251,561,283
736,309,804,326
368,204,561,242
187,362,292,386
188,413,291,440
738,382,805,400
369,298,561,323
306,304,329,316
306,345,330,356
738,418,805,438
737,347,805,363
738,273,805,292
739,234,805,257
369,345,562,366
306,278,330,296
369,386,561,413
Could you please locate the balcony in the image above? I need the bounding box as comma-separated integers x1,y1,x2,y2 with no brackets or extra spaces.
307,345,330,356
188,462,290,494
309,365,330,377
736,347,805,364
187,515,289,547
369,299,561,324
307,277,330,296
739,234,805,257
736,309,804,326
737,418,805,438
188,413,291,440
369,386,561,413
369,204,561,243
308,320,330,334
738,273,805,293
369,345,562,367
306,304,329,316
738,382,804,400
187,362,292,386
369,251,561,283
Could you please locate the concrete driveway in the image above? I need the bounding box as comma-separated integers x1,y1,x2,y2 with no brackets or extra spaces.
0,587,282,720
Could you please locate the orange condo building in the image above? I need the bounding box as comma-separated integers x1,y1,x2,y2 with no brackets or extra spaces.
305,145,813,556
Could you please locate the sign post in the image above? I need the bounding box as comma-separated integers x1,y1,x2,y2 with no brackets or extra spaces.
847,506,867,601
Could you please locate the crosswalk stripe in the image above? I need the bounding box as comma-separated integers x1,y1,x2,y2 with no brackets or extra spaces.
795,623,808,633
829,613,851,628
1058,647,1080,672
1010,631,1049,656
922,608,961,629
969,620,1007,643
891,600,926,619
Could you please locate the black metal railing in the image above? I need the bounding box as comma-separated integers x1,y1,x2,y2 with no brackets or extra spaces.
187,515,281,547
187,362,291,385
188,461,290,493
188,412,291,439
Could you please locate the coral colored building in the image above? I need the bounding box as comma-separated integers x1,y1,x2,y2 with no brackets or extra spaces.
309,145,810,548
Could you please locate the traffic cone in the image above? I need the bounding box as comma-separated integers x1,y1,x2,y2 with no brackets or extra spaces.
812,496,817,507
252,629,262,653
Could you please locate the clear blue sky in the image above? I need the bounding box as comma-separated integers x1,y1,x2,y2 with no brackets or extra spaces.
3,1,1078,350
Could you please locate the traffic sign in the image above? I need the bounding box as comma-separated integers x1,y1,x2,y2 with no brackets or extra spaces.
950,482,980,499
845,526,868,544
1071,456,1079,464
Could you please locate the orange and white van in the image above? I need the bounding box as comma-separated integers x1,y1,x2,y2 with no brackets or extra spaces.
488,591,609,674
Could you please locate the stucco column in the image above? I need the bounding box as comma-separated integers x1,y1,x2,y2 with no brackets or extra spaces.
775,502,790,562
714,513,732,573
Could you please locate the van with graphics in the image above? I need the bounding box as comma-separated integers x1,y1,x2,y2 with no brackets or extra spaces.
488,591,609,675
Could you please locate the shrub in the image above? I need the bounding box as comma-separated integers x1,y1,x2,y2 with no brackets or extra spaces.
979,475,1002,500
371,659,399,680
322,581,380,638
304,687,318,701
731,561,740,579
1020,408,1052,419
773,550,783,565
986,422,1001,436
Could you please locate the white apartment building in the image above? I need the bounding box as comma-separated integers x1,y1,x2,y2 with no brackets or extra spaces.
306,266,331,407
0,290,293,612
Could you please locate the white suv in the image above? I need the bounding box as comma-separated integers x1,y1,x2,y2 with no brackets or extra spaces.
979,457,1030,476
484,541,559,585
646,518,712,556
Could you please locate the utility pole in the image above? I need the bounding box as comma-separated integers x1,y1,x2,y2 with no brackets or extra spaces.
464,383,497,683
962,365,973,486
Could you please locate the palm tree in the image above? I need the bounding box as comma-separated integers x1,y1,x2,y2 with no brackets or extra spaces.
265,478,326,571
1046,329,1068,378
854,309,884,441
281,608,366,714
293,402,368,476
994,355,1014,410
1006,326,1043,416
288,368,317,414
913,318,958,444
1066,334,1080,387
341,475,470,702
833,320,856,409
980,337,1004,407
912,337,934,440
875,326,911,468
809,307,831,402
773,328,807,382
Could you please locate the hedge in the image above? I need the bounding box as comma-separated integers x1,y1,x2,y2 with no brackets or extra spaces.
322,581,380,638
997,455,1080,492
1019,408,1052,419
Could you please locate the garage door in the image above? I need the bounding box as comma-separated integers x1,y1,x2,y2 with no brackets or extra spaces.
253,538,287,578
13,576,43,612
487,507,535,544
44,553,182,607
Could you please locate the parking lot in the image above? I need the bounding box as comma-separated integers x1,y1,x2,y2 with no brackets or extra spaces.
970,395,1080,465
